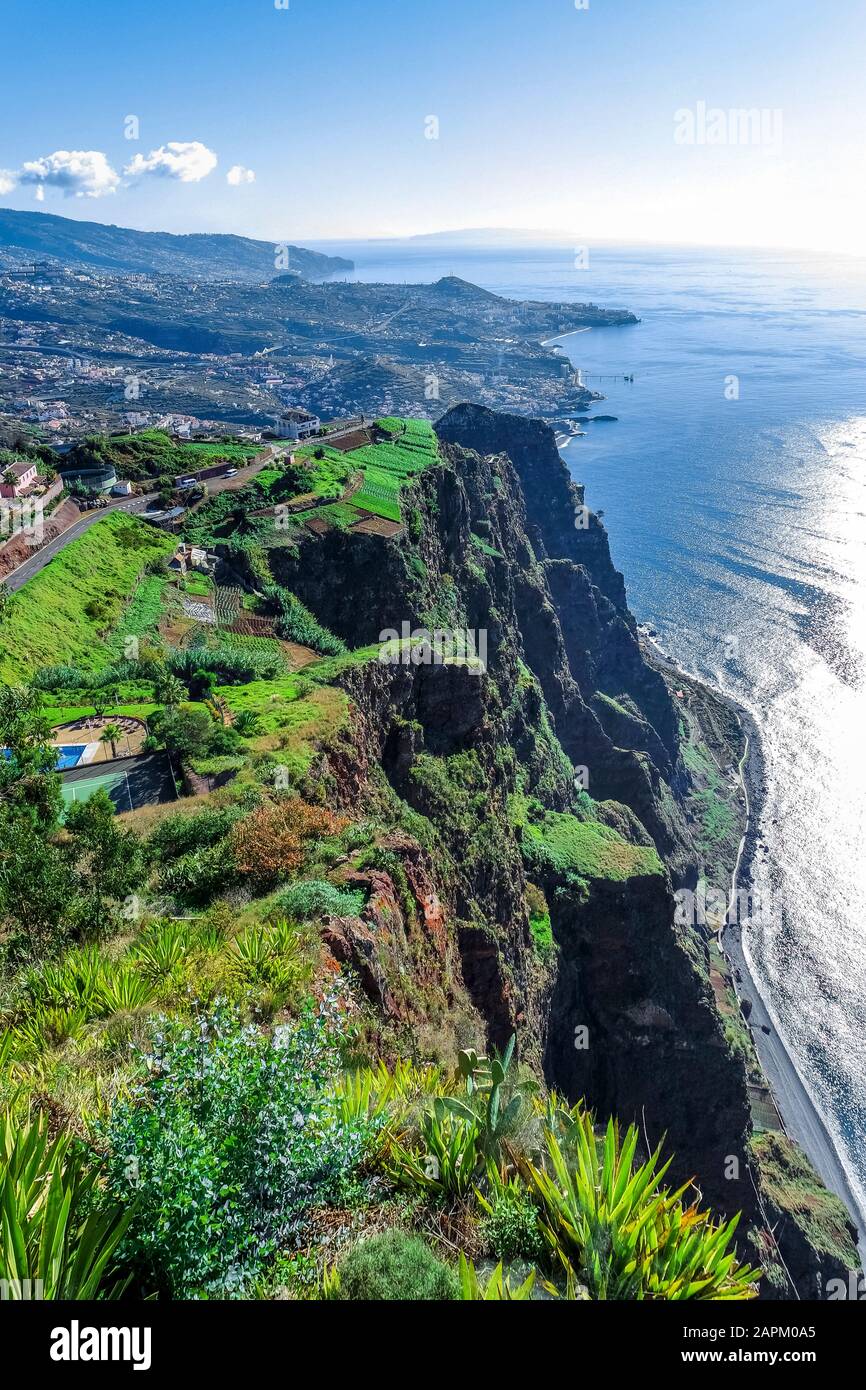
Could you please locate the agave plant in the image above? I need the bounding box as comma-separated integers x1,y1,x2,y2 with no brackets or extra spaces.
0,1029,26,1092
128,921,187,982
319,1262,342,1300
519,1114,761,1300
228,928,271,976
228,922,308,1000
387,1097,482,1198
96,970,157,1016
11,1005,89,1058
22,947,108,1013
334,1058,446,1128
0,1110,131,1299
333,1061,400,1127
192,920,228,954
458,1252,536,1300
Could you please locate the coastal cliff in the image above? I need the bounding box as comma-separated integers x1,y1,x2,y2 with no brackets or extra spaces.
228,404,857,1296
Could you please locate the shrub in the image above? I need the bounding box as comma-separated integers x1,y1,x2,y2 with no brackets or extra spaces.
276,878,366,920
104,998,374,1298
335,1230,459,1301
479,1180,544,1263
146,804,246,864
157,842,237,905
230,798,348,891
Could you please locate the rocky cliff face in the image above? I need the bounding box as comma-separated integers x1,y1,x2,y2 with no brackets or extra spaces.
259,402,854,1297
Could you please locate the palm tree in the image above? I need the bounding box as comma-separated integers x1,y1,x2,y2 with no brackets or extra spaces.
100,722,123,760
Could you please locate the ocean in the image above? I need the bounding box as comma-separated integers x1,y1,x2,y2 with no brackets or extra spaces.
320,235,866,1217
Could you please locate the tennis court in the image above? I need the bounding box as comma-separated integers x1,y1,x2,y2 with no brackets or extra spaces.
61,753,177,816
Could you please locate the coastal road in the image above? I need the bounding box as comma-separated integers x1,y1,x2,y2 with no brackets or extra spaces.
724,914,866,1261
643,640,866,1259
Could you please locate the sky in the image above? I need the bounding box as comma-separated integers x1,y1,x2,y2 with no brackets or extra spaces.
1,0,865,255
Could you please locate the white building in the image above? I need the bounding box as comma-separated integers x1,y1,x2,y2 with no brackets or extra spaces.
275,408,320,440
0,459,38,499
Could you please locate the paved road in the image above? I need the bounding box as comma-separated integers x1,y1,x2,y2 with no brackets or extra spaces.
643,640,866,1260
3,447,286,594
5,495,156,592
724,914,866,1259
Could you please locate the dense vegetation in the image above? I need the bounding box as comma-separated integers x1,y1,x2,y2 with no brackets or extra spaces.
63,430,261,484
0,417,780,1303
0,678,761,1302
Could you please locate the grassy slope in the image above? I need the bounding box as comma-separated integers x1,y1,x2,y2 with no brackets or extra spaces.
217,677,348,782
525,808,664,882
0,514,175,683
752,1131,859,1269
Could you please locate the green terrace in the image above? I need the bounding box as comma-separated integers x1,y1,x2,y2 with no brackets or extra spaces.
178,417,441,549
291,416,440,528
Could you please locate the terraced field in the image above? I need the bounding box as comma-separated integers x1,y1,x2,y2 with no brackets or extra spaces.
295,417,438,526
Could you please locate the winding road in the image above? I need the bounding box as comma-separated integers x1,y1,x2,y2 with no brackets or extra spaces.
3,448,281,594
643,640,866,1265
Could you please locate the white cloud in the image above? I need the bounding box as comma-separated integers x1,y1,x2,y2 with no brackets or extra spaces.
35,185,44,201
226,164,255,186
0,170,16,195
18,150,120,199
124,141,217,183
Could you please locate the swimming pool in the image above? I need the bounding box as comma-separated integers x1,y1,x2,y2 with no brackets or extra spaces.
56,746,87,770
3,744,89,770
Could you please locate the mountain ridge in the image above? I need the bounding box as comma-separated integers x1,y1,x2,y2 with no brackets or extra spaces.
0,207,354,281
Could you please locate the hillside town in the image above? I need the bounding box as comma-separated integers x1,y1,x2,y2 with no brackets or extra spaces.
0,253,629,446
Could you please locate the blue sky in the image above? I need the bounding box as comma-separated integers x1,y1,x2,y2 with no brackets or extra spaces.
1,0,864,253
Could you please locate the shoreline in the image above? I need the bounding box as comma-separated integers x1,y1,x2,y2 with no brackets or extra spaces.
642,637,866,1257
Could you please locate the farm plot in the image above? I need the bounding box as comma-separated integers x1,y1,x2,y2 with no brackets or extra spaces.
104,575,168,659
294,417,440,527
214,586,244,625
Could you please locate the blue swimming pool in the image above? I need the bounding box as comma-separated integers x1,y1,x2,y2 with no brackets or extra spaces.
3,744,88,769
55,745,87,770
